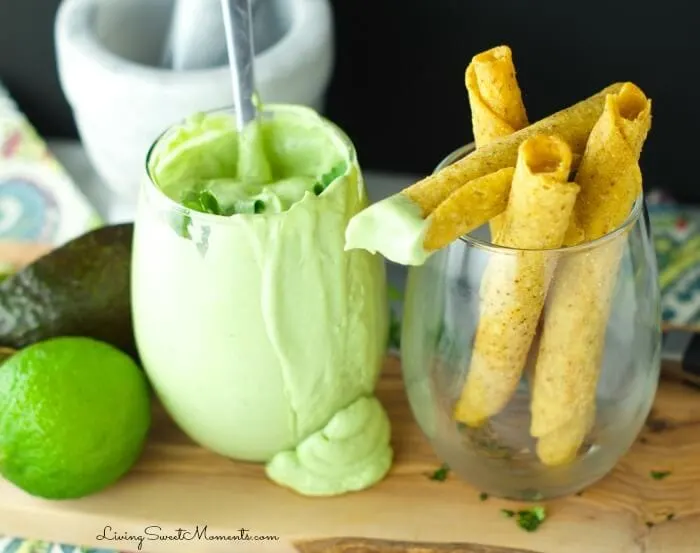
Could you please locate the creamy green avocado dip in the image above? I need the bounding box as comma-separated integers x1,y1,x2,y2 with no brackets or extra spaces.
132,105,392,496
266,396,392,496
345,193,433,266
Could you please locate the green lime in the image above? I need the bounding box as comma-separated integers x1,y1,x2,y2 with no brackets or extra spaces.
0,337,151,499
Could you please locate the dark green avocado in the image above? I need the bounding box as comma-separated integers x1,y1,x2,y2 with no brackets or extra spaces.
0,223,137,360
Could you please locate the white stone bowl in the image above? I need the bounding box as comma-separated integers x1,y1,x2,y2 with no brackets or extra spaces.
55,0,334,203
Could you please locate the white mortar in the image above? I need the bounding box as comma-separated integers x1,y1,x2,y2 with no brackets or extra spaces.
55,0,334,203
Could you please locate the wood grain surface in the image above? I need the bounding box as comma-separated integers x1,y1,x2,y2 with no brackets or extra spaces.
295,538,542,553
0,357,699,553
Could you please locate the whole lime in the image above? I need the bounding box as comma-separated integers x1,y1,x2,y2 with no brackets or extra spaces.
0,337,151,499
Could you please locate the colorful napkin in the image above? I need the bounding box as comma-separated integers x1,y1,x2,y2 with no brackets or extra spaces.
0,537,128,553
0,83,100,273
646,198,700,329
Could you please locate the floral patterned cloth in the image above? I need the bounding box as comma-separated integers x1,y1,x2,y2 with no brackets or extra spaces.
646,198,700,328
0,83,100,261
0,537,127,553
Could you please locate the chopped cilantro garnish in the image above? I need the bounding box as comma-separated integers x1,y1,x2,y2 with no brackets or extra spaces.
170,190,217,238
181,190,222,215
313,161,348,195
479,492,489,501
198,190,222,214
181,190,202,210
169,211,192,240
650,470,671,480
667,513,675,521
232,198,266,214
254,199,266,214
501,507,547,532
516,506,547,532
428,463,450,481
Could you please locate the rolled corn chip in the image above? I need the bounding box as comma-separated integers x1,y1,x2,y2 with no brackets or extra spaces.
405,83,625,216
533,239,624,465
531,84,652,466
466,45,528,146
533,402,596,466
423,168,514,251
453,135,578,427
465,45,529,243
562,210,586,246
575,83,651,239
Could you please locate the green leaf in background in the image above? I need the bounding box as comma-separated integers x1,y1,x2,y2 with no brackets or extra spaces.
388,313,401,351
386,283,404,351
387,283,403,303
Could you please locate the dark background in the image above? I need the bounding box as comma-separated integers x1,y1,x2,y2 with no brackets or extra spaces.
1,0,698,203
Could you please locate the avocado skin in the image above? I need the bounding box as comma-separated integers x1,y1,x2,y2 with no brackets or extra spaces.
0,223,138,361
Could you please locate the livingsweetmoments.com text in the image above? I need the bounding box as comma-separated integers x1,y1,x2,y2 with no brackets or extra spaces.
96,525,280,550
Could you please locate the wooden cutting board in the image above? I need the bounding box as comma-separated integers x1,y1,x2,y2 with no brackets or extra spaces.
0,356,699,553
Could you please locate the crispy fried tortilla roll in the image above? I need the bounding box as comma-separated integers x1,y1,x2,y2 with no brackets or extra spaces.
466,45,528,147
453,135,578,427
405,83,624,216
562,220,585,246
531,85,652,466
533,239,623,465
423,168,514,251
575,83,651,239
561,84,650,249
465,45,529,243
534,400,596,466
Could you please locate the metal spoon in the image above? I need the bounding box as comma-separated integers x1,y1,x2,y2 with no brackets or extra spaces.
220,0,258,130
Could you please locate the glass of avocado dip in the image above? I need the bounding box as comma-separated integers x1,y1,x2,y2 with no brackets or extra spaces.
131,105,393,496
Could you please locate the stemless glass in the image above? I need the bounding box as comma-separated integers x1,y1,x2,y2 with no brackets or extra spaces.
131,106,388,463
402,144,661,500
